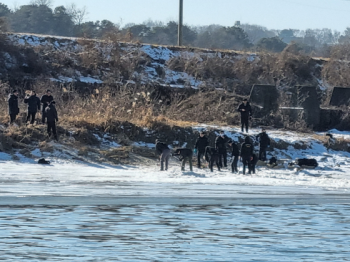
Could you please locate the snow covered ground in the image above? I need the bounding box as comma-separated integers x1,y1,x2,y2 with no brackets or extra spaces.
1,127,350,203
1,127,350,261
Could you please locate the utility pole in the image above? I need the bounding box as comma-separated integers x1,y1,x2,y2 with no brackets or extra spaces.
178,0,183,46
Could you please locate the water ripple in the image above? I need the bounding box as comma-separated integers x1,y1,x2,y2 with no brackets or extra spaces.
0,204,350,261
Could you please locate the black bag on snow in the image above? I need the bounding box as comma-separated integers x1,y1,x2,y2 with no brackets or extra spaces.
38,158,50,164
269,157,278,167
296,158,318,167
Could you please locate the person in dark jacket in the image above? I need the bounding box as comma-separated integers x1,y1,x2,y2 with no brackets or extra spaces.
205,146,220,172
41,89,54,124
45,101,58,141
8,90,19,124
173,148,193,171
194,131,209,168
250,153,258,174
240,136,254,175
237,98,252,133
24,90,41,125
215,131,229,168
228,140,240,173
155,139,171,171
256,128,271,161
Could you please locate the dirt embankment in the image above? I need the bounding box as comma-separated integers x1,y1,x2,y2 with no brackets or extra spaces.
1,33,350,163
1,117,348,167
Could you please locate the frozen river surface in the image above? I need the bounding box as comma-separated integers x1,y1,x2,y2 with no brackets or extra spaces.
1,204,350,261
1,158,350,261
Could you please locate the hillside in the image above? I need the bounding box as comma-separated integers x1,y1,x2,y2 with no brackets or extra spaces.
1,33,350,165
1,33,327,90
2,33,344,128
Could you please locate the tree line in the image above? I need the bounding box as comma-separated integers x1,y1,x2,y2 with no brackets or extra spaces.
1,0,350,57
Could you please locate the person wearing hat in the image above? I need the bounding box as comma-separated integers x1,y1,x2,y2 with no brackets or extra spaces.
45,101,58,141
228,139,240,173
215,131,229,168
24,90,41,125
155,139,171,171
237,98,252,133
8,90,19,124
41,89,54,124
255,128,271,161
194,131,209,168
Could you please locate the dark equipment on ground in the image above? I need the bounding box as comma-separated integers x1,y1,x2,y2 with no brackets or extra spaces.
38,158,50,164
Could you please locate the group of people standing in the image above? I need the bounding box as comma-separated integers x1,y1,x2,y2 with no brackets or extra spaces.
8,89,59,140
155,128,271,175
8,90,263,169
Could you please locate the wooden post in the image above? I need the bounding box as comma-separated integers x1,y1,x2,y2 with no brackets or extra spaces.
178,0,183,46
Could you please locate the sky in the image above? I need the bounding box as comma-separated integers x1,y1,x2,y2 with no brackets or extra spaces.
3,0,350,32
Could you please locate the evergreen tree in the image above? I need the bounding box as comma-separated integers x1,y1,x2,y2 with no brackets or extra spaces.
0,3,11,17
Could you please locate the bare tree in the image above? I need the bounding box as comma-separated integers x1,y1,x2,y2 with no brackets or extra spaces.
30,0,53,7
240,24,276,44
12,1,20,11
66,3,88,25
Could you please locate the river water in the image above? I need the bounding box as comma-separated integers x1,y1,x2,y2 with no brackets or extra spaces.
1,200,350,261
1,160,350,261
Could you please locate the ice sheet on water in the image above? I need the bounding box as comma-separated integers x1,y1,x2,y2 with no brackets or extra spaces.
1,149,350,198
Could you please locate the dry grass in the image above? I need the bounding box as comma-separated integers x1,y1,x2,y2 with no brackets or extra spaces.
39,141,54,153
131,146,157,158
312,134,350,152
100,147,131,164
77,146,89,156
0,133,14,152
1,33,342,144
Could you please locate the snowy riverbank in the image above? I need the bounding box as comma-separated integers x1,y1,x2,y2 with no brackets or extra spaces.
1,127,350,201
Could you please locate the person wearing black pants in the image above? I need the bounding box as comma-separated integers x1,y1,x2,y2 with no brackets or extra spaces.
215,131,229,168
194,131,209,168
45,101,58,141
24,91,41,125
237,98,252,133
8,90,19,124
205,146,220,172
250,154,258,174
228,140,240,173
256,128,271,161
240,136,254,175
41,89,54,124
155,139,171,171
173,148,193,171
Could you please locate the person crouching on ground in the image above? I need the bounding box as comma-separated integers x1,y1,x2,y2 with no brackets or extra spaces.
8,89,19,125
194,131,209,168
155,139,171,171
205,146,220,172
24,90,40,125
228,140,240,173
240,136,254,175
45,101,58,141
173,148,193,171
